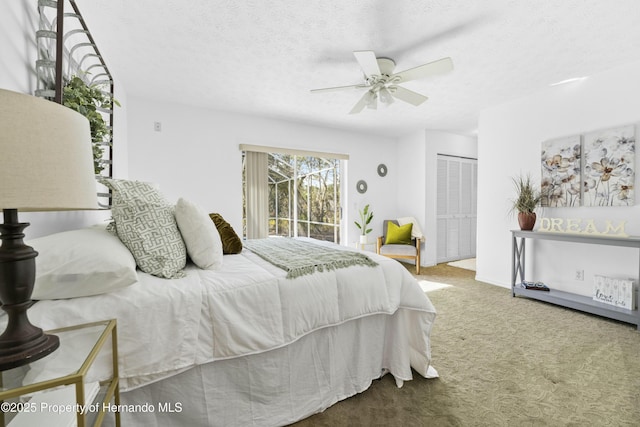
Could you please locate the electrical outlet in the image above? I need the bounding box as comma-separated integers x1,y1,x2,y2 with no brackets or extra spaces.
154,121,162,132
575,269,584,281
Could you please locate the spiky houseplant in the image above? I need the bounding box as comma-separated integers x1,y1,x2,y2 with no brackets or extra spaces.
354,204,374,242
510,174,541,230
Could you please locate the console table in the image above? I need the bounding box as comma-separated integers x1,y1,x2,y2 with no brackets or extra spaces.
511,230,640,330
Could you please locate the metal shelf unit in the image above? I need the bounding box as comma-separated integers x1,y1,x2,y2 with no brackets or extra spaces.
35,0,114,208
511,230,640,330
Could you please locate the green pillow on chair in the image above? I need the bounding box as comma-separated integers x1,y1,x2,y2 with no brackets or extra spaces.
385,222,413,245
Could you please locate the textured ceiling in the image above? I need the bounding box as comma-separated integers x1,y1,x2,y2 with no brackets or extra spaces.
76,0,640,138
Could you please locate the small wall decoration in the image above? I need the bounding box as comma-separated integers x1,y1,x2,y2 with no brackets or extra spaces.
540,135,581,207
377,164,388,177
356,180,368,194
583,124,635,207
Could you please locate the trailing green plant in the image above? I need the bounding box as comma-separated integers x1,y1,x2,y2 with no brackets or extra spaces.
354,204,374,235
62,76,120,174
510,174,541,214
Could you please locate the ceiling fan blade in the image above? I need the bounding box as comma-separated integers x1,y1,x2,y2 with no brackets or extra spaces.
392,57,453,83
353,50,381,78
349,91,374,114
367,93,378,110
310,84,368,93
390,86,428,106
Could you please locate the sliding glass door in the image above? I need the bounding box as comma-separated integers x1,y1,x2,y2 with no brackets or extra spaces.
244,152,342,243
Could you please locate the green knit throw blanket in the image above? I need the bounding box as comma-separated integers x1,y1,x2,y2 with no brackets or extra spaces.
244,238,378,279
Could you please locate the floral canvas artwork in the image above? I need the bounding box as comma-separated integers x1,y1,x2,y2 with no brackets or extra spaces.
583,125,635,207
541,135,581,207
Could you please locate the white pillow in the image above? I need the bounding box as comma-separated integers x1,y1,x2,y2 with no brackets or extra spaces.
174,198,223,270
28,226,138,300
397,216,425,240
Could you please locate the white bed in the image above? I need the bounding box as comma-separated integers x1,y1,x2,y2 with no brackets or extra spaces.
12,180,437,426
18,235,437,426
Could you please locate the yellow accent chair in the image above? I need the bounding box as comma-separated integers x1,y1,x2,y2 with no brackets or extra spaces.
376,219,421,274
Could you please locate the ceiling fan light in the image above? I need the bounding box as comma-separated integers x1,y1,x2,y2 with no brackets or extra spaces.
379,88,394,105
365,92,378,109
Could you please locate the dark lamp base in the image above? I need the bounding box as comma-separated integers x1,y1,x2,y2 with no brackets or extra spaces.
0,209,59,371
0,331,59,371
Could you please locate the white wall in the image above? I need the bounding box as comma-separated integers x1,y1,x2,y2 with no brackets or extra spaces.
125,96,399,245
395,131,427,266
0,1,39,93
397,131,427,216
0,0,128,238
477,60,640,294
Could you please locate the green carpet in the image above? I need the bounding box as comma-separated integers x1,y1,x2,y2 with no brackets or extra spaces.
292,263,640,426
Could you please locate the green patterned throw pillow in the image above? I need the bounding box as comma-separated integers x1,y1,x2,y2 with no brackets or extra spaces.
100,178,187,278
385,221,413,245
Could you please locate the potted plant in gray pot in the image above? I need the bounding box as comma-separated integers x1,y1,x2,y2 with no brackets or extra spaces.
510,174,541,230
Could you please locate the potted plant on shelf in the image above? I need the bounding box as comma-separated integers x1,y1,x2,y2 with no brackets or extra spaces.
510,174,541,231
62,76,120,175
355,204,374,244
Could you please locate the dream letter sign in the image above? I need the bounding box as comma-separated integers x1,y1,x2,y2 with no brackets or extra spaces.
538,218,628,237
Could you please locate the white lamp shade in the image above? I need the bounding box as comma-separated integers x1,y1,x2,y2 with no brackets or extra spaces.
0,89,98,211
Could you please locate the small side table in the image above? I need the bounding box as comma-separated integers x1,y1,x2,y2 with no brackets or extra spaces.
0,319,120,427
355,242,376,252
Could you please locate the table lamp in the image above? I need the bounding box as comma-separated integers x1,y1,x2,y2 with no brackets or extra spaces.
0,89,97,370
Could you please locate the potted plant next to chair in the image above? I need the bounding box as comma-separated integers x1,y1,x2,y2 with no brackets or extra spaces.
510,174,541,231
355,204,374,245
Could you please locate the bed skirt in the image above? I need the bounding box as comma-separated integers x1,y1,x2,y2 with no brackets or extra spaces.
103,310,435,427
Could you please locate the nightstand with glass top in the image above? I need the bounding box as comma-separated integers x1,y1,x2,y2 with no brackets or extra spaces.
0,319,120,427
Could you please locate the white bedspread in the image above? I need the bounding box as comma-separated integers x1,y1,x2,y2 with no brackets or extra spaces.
13,239,436,391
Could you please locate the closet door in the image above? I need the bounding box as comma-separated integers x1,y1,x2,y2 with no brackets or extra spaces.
436,155,477,263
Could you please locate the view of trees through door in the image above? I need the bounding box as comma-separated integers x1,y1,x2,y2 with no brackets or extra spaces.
243,152,341,243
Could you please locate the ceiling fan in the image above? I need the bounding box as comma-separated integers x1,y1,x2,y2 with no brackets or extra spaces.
311,51,453,114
